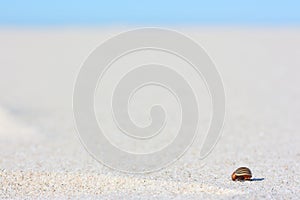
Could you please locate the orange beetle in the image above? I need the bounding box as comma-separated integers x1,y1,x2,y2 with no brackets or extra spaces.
232,167,252,181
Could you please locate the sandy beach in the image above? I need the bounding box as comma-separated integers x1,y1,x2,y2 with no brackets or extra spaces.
0,27,299,199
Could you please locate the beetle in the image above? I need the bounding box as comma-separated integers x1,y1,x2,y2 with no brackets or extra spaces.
231,167,252,181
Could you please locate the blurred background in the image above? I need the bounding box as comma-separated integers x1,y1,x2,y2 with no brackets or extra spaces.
1,0,300,26
0,0,299,133
0,0,300,156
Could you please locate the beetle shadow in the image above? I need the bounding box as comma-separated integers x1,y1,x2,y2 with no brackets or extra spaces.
250,178,265,181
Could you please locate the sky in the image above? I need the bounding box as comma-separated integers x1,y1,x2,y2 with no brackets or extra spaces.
0,0,300,26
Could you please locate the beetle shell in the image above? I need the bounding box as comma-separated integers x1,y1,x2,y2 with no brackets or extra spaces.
231,167,252,181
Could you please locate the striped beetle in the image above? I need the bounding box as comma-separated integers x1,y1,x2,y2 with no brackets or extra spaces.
231,167,252,181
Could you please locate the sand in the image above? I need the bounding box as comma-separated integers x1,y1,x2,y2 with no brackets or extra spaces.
0,27,299,199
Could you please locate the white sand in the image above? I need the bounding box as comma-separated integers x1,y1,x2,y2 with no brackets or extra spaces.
0,27,299,199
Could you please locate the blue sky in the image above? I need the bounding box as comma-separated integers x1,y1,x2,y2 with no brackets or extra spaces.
0,0,300,26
